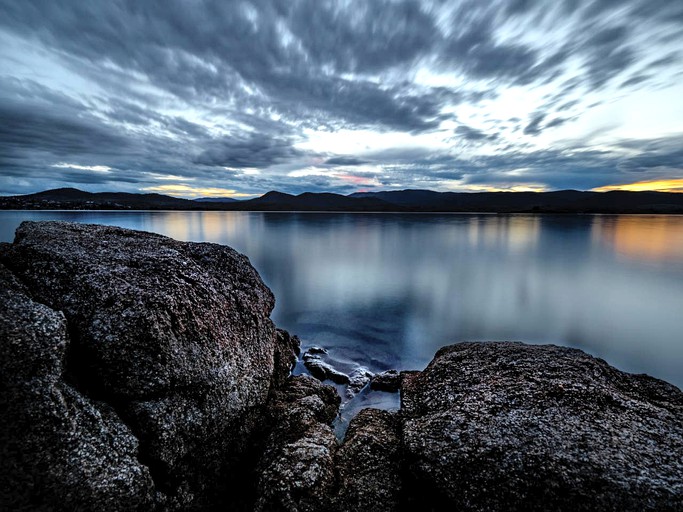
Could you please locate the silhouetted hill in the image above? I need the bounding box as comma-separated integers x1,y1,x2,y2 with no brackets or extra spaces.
230,191,398,211
194,197,240,203
350,189,683,213
0,188,200,210
2,187,683,213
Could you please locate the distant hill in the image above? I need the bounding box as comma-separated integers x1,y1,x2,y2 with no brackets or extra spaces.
0,188,200,210
2,187,683,213
194,197,240,203
349,189,683,214
227,191,399,211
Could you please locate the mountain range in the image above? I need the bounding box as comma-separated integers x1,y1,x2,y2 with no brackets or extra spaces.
2,187,683,214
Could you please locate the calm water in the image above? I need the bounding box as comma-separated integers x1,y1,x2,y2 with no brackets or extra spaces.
1,211,682,393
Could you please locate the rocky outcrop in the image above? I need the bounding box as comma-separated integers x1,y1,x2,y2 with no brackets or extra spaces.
255,376,340,512
0,221,298,510
254,378,400,512
256,343,683,512
401,342,683,511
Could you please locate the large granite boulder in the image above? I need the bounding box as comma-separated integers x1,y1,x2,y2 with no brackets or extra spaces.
401,342,683,511
0,221,299,510
0,263,156,511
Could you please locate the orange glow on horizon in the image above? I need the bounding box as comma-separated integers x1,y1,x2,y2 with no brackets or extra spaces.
142,184,256,198
591,178,683,193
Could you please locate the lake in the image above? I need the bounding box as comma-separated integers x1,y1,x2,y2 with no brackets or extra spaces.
2,211,682,398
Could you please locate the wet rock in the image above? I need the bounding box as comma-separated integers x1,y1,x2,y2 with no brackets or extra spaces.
306,346,328,355
346,367,374,398
401,342,683,511
255,376,341,512
0,263,156,511
0,221,297,510
370,370,401,392
303,351,350,385
334,409,402,512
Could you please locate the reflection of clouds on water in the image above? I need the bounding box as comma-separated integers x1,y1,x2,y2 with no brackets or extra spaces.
1,211,682,388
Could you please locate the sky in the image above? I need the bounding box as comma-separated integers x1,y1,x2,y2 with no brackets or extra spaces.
1,0,682,198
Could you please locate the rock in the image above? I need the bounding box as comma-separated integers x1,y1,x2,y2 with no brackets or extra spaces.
303,352,350,385
306,346,328,355
273,329,301,388
334,409,402,512
0,263,156,511
401,342,683,511
370,370,401,392
0,221,298,510
346,367,374,398
255,376,341,512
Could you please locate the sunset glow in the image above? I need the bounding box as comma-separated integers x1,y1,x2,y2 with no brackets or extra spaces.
592,179,683,193
142,184,256,198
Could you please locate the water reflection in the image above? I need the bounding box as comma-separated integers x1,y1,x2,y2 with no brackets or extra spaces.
1,211,681,388
592,215,683,263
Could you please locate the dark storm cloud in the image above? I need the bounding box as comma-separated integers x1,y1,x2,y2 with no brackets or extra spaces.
0,102,129,159
455,125,498,141
325,157,367,166
194,133,304,169
0,0,681,195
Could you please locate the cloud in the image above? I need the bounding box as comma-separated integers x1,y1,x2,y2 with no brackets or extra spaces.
324,157,367,166
0,0,681,196
52,163,112,172
194,133,305,169
455,125,498,141
523,114,547,136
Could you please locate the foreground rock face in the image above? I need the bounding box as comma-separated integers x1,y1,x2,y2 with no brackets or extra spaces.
255,376,340,512
334,409,402,511
255,377,400,512
0,221,298,510
0,262,156,511
253,343,683,512
401,342,683,511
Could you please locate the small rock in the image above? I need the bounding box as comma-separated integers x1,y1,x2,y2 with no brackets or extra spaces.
370,370,401,392
347,367,374,398
303,351,350,385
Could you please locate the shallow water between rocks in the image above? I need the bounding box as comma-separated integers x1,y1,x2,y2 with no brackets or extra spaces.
2,210,682,430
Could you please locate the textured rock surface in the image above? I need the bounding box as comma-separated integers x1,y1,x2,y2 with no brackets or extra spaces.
401,342,683,511
0,263,156,511
370,369,401,392
334,409,402,511
0,221,298,510
255,376,341,512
